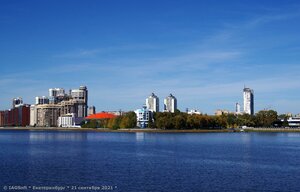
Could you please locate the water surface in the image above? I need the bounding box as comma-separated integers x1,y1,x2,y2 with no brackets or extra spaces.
0,130,300,192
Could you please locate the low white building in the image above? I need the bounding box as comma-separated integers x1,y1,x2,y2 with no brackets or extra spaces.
287,117,300,127
58,113,78,128
134,105,152,128
187,109,202,115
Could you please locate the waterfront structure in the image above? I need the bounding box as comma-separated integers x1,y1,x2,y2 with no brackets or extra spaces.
35,96,49,105
146,93,159,112
36,104,61,127
30,105,37,126
70,86,88,118
287,117,300,127
0,86,92,127
58,113,78,127
243,87,254,115
85,112,117,120
0,104,30,127
134,105,152,128
88,106,96,116
0,111,4,126
59,99,86,120
32,85,88,127
164,94,177,113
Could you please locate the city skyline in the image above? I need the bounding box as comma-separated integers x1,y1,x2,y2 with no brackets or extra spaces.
1,0,300,114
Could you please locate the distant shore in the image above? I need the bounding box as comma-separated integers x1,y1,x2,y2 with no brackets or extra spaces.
1,127,300,133
244,127,300,132
0,127,228,133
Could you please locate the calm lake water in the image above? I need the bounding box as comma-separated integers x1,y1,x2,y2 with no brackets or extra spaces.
0,130,300,192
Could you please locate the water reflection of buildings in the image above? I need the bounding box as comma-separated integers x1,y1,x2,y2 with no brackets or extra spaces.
29,131,88,142
240,133,251,144
136,132,145,142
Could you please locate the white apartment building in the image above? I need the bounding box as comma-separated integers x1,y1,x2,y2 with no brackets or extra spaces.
58,113,78,128
134,105,152,128
70,86,88,117
146,93,159,112
49,88,65,97
164,94,177,113
30,105,37,126
35,96,49,105
243,88,254,115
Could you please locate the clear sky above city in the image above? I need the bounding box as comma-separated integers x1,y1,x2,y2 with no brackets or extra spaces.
0,0,300,114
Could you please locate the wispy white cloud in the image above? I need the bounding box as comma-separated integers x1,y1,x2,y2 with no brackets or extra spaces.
245,12,300,28
54,44,159,59
2,7,300,114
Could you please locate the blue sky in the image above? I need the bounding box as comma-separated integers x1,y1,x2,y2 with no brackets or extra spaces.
1,0,300,114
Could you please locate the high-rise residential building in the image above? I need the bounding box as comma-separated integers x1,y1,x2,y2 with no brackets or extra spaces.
35,96,49,105
88,106,96,116
49,88,65,97
164,94,177,113
36,104,61,127
146,93,159,112
32,85,88,127
30,105,37,126
12,97,23,108
0,111,4,126
243,87,254,115
70,86,88,118
235,102,241,114
49,88,67,104
0,97,30,127
2,104,30,127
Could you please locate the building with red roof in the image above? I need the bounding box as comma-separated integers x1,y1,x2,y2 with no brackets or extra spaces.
85,112,117,120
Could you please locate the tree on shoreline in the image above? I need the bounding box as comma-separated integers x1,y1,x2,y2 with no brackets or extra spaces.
82,110,280,129
82,112,137,129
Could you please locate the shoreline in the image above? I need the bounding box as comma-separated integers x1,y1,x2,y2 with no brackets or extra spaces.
1,127,300,133
0,127,228,133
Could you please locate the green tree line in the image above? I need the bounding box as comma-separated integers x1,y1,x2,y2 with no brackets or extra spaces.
81,111,137,129
150,110,279,129
82,110,281,129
